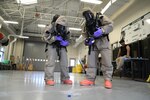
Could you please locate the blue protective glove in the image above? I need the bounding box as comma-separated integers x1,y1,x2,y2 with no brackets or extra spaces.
93,28,103,38
55,36,63,41
60,40,69,46
84,37,95,46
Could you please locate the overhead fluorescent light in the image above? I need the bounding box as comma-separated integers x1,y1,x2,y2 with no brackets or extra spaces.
101,1,111,14
101,0,117,14
18,35,29,39
112,0,117,3
0,24,2,29
4,21,18,24
38,24,46,28
8,35,29,39
16,0,37,5
80,0,102,4
146,19,150,24
69,27,82,31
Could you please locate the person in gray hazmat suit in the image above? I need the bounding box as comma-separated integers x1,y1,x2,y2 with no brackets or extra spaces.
43,15,72,86
80,9,113,89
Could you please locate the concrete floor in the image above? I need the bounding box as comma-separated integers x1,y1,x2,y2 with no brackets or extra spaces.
0,71,150,100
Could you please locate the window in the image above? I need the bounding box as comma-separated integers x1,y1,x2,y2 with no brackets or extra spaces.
0,47,4,62
69,58,76,67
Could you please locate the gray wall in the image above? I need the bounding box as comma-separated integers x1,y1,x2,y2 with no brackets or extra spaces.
110,0,150,44
23,41,46,71
23,40,61,71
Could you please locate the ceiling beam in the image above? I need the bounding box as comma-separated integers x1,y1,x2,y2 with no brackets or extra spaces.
3,8,84,20
24,33,42,37
0,7,17,33
23,19,39,30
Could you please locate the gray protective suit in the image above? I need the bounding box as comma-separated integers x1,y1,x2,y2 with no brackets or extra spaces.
43,16,70,81
82,14,113,81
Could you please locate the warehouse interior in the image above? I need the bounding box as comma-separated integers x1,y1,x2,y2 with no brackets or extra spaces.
0,0,150,100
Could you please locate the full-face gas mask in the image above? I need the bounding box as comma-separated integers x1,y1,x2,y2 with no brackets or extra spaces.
82,10,94,26
56,24,66,35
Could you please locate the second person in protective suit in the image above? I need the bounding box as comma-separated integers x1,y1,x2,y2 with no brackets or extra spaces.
80,9,113,89
43,15,72,86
